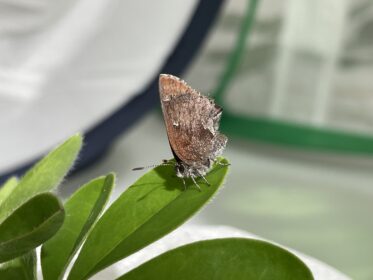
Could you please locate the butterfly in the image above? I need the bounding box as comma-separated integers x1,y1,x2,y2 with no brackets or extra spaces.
158,74,227,190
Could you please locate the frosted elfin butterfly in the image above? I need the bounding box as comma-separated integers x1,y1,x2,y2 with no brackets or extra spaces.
133,74,227,190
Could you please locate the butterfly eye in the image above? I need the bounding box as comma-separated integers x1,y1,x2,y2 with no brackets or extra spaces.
177,165,185,173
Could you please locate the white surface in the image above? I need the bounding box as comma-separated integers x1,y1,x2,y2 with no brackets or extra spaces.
0,0,198,173
92,224,350,280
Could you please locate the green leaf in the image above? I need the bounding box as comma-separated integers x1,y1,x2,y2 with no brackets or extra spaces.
41,173,115,280
68,158,229,280
0,251,37,280
118,238,314,280
0,134,82,224
0,177,18,206
0,193,64,262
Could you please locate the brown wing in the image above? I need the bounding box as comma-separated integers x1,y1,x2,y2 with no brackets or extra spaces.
159,74,226,166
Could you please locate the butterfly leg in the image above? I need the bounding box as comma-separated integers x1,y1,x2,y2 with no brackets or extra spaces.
196,171,210,186
181,178,187,191
190,176,201,191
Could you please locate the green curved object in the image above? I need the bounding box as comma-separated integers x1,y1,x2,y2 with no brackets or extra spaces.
222,112,373,154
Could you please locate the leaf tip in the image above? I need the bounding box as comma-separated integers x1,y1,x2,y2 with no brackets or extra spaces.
105,173,116,187
69,133,84,147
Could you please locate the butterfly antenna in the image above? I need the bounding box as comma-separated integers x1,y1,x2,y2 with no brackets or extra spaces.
215,159,230,167
132,161,172,171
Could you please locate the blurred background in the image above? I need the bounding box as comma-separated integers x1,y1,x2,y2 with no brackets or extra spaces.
0,0,373,279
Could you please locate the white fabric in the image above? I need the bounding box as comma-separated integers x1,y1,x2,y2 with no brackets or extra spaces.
0,0,198,173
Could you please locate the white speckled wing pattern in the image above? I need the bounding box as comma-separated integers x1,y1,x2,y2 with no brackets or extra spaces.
159,74,227,173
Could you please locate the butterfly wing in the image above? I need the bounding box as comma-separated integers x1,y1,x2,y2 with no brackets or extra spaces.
159,74,227,167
